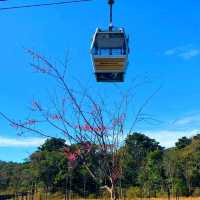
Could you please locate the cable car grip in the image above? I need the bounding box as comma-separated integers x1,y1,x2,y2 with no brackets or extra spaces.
108,0,114,31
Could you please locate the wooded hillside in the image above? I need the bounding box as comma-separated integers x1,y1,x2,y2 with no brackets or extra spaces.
1,133,200,198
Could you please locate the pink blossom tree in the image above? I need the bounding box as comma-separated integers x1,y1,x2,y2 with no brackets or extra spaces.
0,49,159,200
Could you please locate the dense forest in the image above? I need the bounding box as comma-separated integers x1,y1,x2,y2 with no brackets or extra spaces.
1,133,200,198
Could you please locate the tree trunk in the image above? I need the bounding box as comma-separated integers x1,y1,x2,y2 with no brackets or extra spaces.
101,184,119,200
167,187,170,200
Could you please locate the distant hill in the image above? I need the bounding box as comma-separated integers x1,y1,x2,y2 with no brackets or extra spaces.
1,133,200,198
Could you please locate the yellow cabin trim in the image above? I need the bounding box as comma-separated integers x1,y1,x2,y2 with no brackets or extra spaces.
93,57,126,73
95,66,124,70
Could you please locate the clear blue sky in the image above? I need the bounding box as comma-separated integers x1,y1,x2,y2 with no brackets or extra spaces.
0,0,200,162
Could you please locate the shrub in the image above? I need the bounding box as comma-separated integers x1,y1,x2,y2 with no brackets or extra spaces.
192,188,200,197
126,186,141,199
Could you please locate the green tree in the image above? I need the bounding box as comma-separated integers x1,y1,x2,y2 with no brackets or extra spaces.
122,133,163,187
29,138,69,194
138,150,164,197
175,137,192,149
39,138,66,152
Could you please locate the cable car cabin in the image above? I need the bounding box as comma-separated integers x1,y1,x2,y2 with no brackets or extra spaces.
91,28,129,82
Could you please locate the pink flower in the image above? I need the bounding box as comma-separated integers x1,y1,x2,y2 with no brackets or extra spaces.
83,124,92,131
77,124,107,132
112,114,126,126
35,67,50,74
94,126,106,132
67,153,77,162
10,123,19,129
26,119,37,125
51,114,61,120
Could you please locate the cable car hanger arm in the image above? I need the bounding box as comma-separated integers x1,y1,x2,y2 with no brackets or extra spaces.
108,0,114,31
